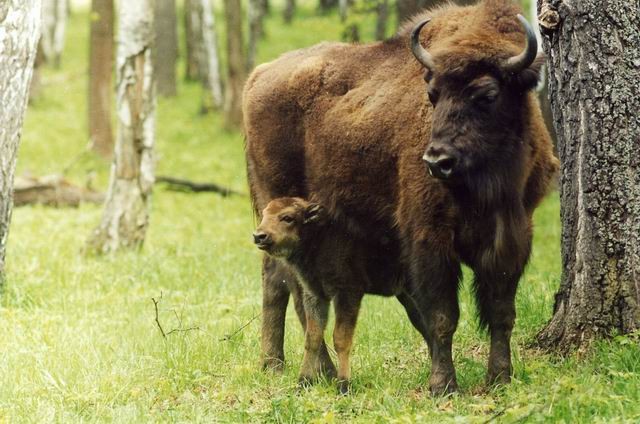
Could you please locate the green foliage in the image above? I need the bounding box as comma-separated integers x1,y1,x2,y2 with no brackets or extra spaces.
1,1,638,422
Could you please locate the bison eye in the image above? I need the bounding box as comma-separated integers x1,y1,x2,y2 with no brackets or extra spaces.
280,215,294,223
427,89,439,106
474,89,499,106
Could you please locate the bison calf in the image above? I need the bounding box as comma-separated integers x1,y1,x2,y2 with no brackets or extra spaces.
253,197,402,393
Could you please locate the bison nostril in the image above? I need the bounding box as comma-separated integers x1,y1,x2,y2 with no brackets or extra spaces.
436,157,456,173
253,232,270,245
423,154,458,179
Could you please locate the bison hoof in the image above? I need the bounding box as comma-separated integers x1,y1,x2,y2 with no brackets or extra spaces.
262,357,285,372
429,374,458,396
486,369,511,387
337,379,351,395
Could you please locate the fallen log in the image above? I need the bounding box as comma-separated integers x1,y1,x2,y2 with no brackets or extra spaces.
14,174,104,207
155,175,242,197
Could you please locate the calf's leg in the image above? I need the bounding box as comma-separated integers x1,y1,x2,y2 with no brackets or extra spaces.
299,292,333,384
261,257,290,370
333,290,363,394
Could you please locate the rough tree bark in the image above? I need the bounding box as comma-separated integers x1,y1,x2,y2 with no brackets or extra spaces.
0,0,41,279
88,0,114,158
154,0,178,97
40,0,67,67
87,0,156,254
536,0,640,350
223,0,245,128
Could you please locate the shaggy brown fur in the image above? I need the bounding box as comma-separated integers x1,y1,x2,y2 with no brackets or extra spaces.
244,0,558,394
254,197,404,393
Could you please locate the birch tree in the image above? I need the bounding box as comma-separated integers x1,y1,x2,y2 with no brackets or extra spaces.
184,0,223,110
88,0,114,158
0,0,41,279
536,0,640,350
87,0,156,254
40,0,67,67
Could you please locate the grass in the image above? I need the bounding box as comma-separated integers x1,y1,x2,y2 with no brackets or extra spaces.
2,1,639,422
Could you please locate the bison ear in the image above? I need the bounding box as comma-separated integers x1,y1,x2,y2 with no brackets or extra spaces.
516,53,546,91
303,203,326,225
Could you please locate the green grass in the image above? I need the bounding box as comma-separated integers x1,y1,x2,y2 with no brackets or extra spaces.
2,2,639,422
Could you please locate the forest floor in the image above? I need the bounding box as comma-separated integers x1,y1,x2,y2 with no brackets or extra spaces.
1,2,638,423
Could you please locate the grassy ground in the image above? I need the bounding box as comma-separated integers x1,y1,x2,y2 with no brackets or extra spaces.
1,2,639,423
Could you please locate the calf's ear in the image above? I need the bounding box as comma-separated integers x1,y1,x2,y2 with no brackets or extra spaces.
517,53,546,91
303,203,326,225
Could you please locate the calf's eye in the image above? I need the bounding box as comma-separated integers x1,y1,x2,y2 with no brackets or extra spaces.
280,215,294,223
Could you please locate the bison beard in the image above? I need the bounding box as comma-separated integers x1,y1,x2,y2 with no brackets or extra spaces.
244,0,558,394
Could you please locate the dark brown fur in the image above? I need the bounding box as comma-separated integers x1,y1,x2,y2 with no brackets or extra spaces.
244,0,558,393
254,197,404,392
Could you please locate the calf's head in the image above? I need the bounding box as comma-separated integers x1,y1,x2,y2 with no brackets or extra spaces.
411,14,543,187
253,197,327,258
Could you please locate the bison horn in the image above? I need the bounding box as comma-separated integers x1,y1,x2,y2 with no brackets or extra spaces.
503,14,538,73
410,19,436,71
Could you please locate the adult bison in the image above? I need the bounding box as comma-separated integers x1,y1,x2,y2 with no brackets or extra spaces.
243,0,558,394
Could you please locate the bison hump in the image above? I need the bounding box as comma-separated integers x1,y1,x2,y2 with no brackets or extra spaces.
287,56,329,111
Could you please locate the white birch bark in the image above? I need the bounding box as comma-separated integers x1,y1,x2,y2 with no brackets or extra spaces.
0,0,41,278
87,0,156,254
201,0,223,108
41,0,66,67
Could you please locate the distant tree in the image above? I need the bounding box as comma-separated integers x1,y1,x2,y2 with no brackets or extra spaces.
41,0,67,67
536,0,640,350
88,0,114,158
375,0,388,40
154,0,178,96
87,0,156,254
319,0,338,13
284,0,296,23
223,0,245,128
247,0,266,70
199,0,224,110
0,0,41,280
29,41,46,103
184,0,201,81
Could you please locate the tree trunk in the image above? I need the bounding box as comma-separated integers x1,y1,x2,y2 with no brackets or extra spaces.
40,0,67,67
223,0,245,129
536,0,640,350
284,0,295,24
29,40,46,103
88,0,114,158
0,0,41,279
375,0,388,40
318,0,337,13
87,0,156,254
184,0,201,81
200,0,224,110
154,0,178,97
247,0,266,71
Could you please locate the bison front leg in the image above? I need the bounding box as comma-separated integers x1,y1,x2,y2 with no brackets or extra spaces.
408,256,461,395
333,290,363,394
299,292,335,385
474,272,519,386
261,257,291,371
